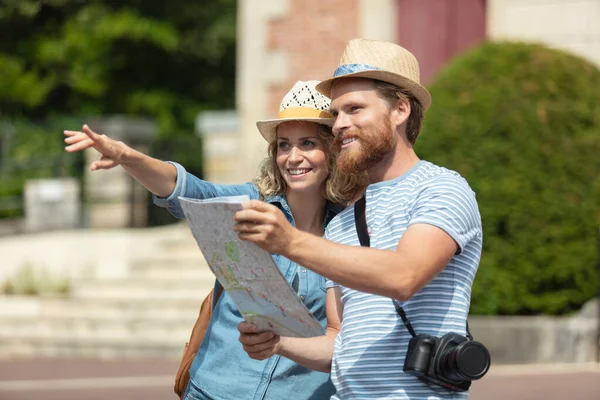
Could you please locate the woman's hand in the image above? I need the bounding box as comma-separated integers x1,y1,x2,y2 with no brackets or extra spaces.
238,322,281,360
64,124,131,171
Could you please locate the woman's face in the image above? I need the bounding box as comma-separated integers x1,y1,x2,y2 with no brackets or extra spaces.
275,121,329,195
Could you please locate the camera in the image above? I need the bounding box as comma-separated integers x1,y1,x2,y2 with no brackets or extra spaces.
403,332,491,392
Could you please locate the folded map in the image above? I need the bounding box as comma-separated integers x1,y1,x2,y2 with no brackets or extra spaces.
179,195,324,338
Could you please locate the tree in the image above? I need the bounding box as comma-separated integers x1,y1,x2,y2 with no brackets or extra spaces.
0,0,236,219
0,0,237,136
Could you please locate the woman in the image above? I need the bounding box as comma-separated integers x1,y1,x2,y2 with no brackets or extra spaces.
64,80,366,400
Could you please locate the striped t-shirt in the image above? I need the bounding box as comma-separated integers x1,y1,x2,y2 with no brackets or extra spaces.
325,160,482,400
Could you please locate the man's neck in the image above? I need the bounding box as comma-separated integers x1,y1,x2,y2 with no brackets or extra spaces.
286,189,327,236
368,146,420,183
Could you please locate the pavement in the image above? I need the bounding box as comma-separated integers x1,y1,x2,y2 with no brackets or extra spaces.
0,358,598,399
0,358,178,400
469,362,599,400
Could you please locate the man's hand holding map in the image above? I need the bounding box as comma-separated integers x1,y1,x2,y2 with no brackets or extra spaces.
179,195,324,338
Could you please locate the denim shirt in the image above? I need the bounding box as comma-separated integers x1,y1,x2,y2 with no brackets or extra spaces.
153,162,338,400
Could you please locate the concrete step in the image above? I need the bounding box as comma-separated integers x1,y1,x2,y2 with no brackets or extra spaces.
0,294,203,360
0,295,209,319
127,256,214,280
0,314,195,339
0,222,222,360
157,235,203,254
72,277,215,299
0,332,186,359
150,223,205,254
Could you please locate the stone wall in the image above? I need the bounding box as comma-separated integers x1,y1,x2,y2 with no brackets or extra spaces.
235,0,395,183
24,178,80,233
487,0,600,65
470,299,599,364
195,111,239,184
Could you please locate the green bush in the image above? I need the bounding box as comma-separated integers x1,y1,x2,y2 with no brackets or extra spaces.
418,41,600,315
0,116,84,218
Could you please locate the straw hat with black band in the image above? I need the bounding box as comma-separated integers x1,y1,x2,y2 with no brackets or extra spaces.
316,38,432,111
256,80,333,143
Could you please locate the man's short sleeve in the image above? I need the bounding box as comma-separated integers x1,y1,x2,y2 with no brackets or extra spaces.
323,227,340,289
408,175,481,254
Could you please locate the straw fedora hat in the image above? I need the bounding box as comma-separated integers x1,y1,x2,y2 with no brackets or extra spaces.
316,38,431,110
256,80,333,143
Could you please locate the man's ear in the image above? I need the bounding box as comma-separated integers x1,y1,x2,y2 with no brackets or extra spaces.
390,97,411,127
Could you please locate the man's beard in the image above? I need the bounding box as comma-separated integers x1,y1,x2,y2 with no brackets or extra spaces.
334,120,396,175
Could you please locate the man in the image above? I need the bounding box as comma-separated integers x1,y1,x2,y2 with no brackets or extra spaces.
235,39,482,400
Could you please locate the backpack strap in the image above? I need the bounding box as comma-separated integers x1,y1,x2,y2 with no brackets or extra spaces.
174,280,223,398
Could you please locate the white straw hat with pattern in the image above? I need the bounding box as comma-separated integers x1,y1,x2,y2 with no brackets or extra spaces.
256,80,333,143
316,38,432,110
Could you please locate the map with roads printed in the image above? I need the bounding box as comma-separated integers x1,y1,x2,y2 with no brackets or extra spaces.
179,195,324,338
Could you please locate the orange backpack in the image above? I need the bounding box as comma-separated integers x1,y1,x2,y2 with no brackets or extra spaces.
174,282,223,398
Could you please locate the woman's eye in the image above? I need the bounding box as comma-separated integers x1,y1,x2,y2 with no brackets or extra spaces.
302,140,316,148
278,142,289,150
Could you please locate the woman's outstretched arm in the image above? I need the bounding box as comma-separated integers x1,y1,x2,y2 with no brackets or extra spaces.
64,124,177,198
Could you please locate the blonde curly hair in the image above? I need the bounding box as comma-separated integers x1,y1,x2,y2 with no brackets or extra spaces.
253,124,367,206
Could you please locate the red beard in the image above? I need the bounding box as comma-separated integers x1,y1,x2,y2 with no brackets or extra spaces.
334,120,396,175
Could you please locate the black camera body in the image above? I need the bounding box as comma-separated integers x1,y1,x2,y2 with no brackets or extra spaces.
403,332,491,392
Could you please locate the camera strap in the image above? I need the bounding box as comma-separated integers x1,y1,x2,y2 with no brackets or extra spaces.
353,195,473,340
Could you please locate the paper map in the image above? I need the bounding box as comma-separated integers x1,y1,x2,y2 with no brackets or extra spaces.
179,195,324,338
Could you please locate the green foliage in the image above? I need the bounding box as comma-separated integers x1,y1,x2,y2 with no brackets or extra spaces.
0,0,236,137
0,0,236,219
418,41,600,316
0,116,83,218
1,262,71,296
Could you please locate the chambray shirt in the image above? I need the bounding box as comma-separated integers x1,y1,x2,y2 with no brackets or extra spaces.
153,162,337,400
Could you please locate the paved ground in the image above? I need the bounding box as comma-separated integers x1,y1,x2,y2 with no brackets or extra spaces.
0,358,177,400
0,358,598,399
469,363,599,400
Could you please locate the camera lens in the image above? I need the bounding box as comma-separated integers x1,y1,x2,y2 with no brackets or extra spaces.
442,341,490,381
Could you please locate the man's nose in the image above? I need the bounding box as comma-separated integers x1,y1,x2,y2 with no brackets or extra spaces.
333,113,350,136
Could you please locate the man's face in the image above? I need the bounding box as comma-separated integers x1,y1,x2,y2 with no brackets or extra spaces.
329,78,397,175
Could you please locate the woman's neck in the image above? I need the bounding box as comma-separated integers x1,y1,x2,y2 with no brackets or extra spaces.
286,189,327,236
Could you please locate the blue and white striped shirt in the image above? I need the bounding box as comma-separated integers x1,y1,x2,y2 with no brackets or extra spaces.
325,160,482,400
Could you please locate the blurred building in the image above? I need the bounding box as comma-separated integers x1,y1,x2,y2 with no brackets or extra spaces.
199,0,600,183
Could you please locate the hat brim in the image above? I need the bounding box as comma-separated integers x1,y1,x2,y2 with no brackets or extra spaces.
316,70,431,111
256,117,333,143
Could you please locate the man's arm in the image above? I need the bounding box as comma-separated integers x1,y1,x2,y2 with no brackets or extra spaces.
235,204,457,300
235,176,480,300
289,223,457,301
239,287,343,373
